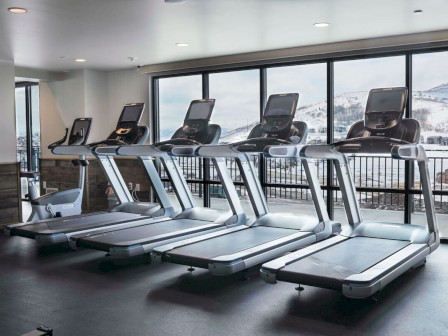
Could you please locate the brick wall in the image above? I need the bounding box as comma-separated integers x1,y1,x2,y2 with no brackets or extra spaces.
0,163,21,225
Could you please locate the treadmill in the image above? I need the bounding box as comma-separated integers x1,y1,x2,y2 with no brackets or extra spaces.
6,103,161,245
152,93,339,276
261,87,440,299
69,99,247,258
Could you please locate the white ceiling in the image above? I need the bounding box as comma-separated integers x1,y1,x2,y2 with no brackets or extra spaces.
2,0,448,72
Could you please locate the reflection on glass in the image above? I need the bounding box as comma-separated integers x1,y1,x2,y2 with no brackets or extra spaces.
209,70,260,143
159,75,202,141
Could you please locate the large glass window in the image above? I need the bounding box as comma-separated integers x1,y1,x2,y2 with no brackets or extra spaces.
208,70,260,216
158,75,202,209
334,56,406,224
15,82,40,200
209,70,260,143
412,51,448,231
153,50,448,229
266,63,327,216
158,75,202,141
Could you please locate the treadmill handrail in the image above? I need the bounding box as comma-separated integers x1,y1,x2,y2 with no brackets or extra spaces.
94,146,120,155
195,144,245,159
51,144,93,156
264,144,303,158
169,145,201,157
391,143,428,162
116,144,166,158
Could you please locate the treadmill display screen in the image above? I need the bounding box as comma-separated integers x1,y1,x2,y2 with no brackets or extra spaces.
265,94,297,117
119,104,144,122
366,89,406,114
186,100,215,120
70,119,92,145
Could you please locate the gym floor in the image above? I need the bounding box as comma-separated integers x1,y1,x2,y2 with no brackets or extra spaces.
0,232,446,336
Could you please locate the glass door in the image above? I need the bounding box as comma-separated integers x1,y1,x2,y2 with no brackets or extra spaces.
15,82,40,199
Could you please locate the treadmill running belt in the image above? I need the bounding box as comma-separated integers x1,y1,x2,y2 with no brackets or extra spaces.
165,226,298,268
75,219,221,251
11,212,142,238
277,236,410,289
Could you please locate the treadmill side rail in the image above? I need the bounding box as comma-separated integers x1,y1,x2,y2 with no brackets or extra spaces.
342,243,429,298
210,231,315,276
152,226,248,258
51,144,93,156
260,235,348,283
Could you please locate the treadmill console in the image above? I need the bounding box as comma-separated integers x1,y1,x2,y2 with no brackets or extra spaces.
69,118,92,145
341,87,419,153
171,99,216,143
91,103,148,146
234,93,306,152
48,118,93,149
261,93,299,137
364,87,408,134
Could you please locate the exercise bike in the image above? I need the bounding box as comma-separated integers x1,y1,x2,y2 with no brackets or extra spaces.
22,118,92,221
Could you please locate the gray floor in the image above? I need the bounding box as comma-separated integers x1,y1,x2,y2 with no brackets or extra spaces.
1,230,447,336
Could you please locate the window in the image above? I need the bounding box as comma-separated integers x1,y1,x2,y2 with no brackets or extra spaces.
266,63,327,215
209,70,260,143
334,56,406,224
412,51,448,221
158,75,203,209
153,50,448,229
158,75,202,141
15,82,40,199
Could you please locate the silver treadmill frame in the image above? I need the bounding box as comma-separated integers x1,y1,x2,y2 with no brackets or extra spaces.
67,144,247,258
261,142,439,298
152,143,337,275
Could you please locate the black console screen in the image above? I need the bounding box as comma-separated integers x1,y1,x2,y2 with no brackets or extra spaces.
265,94,298,117
70,118,92,145
119,103,145,122
366,89,406,113
186,100,215,120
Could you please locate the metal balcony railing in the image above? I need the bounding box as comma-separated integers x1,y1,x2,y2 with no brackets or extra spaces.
17,146,41,171
159,150,448,214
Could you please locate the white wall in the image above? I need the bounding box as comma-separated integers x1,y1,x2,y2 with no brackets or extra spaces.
39,68,150,158
0,59,17,163
84,70,108,142
39,71,86,158
107,69,150,129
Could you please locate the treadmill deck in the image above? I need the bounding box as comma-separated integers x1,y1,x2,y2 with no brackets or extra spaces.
75,218,224,251
164,226,303,268
276,236,410,289
11,212,143,238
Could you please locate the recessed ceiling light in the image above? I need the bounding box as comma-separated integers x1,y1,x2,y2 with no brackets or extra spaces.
176,43,189,47
414,9,423,15
313,22,329,28
75,58,86,62
8,7,28,14
165,0,187,4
